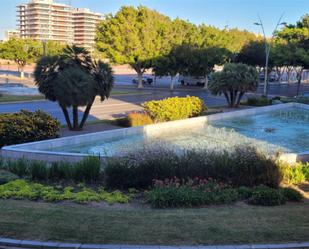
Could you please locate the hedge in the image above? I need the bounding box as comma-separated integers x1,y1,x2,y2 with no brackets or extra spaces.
104,146,282,189
0,110,60,147
142,96,205,122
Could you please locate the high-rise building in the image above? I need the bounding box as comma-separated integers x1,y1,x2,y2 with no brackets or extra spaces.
73,8,103,50
17,0,103,49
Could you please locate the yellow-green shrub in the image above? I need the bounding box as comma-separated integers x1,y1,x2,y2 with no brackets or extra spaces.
127,112,154,127
143,96,205,122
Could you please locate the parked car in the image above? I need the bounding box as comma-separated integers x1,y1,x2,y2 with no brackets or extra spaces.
178,75,207,86
259,73,278,82
132,76,153,85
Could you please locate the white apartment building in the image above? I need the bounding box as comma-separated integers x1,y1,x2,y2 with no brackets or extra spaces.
17,0,103,49
4,30,20,41
73,8,103,50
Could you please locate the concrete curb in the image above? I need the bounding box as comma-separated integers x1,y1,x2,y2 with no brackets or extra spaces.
0,238,308,249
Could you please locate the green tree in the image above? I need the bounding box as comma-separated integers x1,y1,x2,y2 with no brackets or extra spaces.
237,40,266,68
34,45,114,130
0,38,41,77
276,15,309,95
209,63,259,107
96,6,173,88
189,46,229,89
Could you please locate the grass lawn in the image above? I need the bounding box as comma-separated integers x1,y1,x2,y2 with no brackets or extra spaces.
0,200,308,245
0,90,145,103
0,94,44,103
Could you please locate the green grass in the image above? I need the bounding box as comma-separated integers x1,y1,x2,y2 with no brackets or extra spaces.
0,90,144,104
111,90,147,96
0,199,308,245
0,95,44,103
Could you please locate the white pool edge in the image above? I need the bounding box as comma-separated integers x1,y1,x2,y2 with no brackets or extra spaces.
1,102,309,162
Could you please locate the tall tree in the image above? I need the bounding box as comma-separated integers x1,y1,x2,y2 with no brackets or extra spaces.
34,45,114,130
276,15,309,95
96,6,173,88
0,38,40,77
189,46,229,89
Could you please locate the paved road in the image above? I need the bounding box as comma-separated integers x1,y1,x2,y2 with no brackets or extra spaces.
0,88,226,124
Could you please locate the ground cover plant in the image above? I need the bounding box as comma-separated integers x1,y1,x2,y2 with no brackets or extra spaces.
0,109,60,148
0,179,129,204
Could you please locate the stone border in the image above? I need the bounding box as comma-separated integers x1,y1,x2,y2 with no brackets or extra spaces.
1,102,309,162
0,238,309,249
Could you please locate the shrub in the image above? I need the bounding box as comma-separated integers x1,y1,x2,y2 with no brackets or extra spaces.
143,96,205,122
73,157,101,182
1,157,102,183
126,112,154,127
281,187,303,202
279,162,306,184
104,146,282,189
246,96,272,106
0,110,60,147
237,186,253,199
248,185,285,206
209,63,259,107
145,177,239,208
0,170,19,185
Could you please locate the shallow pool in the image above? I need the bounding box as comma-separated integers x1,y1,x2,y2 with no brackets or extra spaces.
50,107,309,157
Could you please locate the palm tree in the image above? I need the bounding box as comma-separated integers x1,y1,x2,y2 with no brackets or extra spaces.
34,45,114,130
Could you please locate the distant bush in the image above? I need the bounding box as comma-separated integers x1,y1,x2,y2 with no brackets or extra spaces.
248,185,285,206
145,177,239,208
120,112,154,127
0,110,60,147
246,96,272,106
278,96,309,105
281,187,303,202
143,96,205,122
105,146,282,189
1,157,102,183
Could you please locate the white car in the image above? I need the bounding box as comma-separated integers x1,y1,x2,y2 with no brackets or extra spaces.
178,75,206,86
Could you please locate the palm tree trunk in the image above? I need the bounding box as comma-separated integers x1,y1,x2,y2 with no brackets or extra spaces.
236,91,245,107
60,105,72,130
223,92,231,107
79,97,95,129
296,69,303,96
72,105,79,130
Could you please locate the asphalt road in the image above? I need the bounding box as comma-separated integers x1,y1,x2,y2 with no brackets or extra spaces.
0,88,226,124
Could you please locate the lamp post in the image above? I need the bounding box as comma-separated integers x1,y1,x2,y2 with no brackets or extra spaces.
254,14,286,97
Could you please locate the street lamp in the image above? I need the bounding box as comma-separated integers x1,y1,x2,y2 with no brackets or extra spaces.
254,14,286,97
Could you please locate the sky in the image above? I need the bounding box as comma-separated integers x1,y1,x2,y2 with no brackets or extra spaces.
0,0,308,39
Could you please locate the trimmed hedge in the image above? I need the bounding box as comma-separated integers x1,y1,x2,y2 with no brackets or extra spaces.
142,96,205,122
105,146,282,189
0,110,60,147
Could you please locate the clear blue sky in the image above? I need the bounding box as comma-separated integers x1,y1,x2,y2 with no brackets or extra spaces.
0,0,308,39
